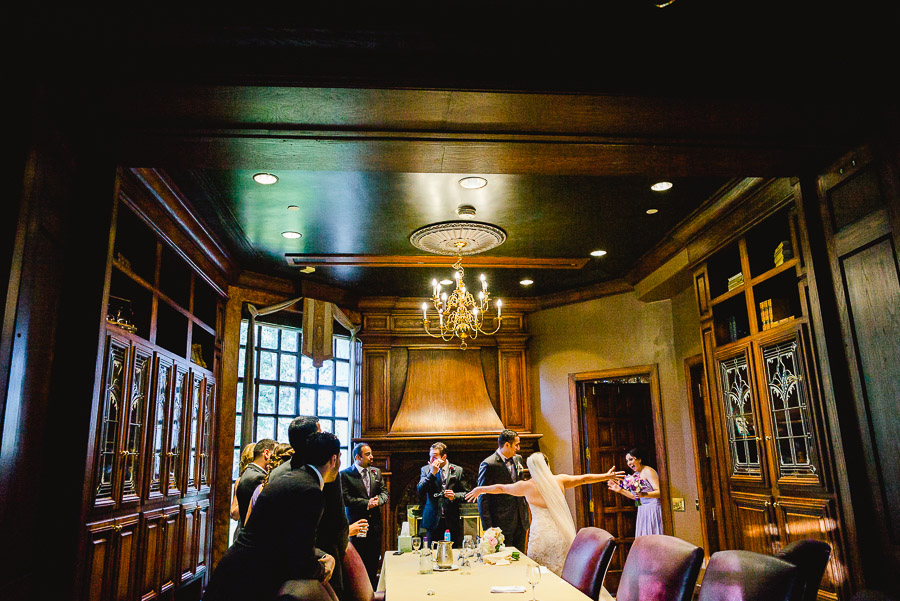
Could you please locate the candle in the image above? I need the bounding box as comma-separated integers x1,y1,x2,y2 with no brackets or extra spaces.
422,303,427,320
480,274,487,291
497,299,502,317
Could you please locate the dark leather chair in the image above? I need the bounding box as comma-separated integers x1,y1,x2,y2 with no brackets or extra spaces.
776,539,831,601
342,542,385,601
615,534,704,601
561,527,617,601
275,579,339,601
698,550,801,601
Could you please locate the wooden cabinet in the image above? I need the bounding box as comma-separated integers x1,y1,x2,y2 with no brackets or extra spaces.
80,193,223,601
695,205,848,600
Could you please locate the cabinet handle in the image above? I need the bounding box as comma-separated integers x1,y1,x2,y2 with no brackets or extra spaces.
167,452,177,457
765,435,772,441
773,501,780,507
764,500,771,507
199,453,207,458
120,451,138,457
114,524,123,532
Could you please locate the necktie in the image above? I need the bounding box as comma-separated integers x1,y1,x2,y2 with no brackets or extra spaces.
363,468,371,496
506,458,516,481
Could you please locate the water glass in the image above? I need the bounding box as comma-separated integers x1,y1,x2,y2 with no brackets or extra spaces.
459,548,472,575
412,536,421,554
526,565,541,601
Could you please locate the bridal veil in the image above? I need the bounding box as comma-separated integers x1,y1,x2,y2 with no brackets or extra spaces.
526,452,577,546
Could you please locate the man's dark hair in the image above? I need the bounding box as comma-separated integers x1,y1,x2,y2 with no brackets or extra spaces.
430,442,447,456
353,442,370,459
306,432,341,467
498,429,518,447
288,416,320,461
253,438,277,459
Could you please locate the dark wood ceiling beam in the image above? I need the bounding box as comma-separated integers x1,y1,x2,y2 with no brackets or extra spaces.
284,255,588,269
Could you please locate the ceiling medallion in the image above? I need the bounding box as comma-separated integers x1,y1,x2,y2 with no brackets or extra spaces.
409,221,507,255
412,220,506,349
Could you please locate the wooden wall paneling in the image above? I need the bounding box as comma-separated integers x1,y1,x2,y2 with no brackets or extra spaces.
159,505,181,595
817,149,900,595
362,348,390,434
388,347,408,425
775,495,844,601
195,498,211,577
84,518,116,601
138,509,165,601
497,347,528,432
694,265,711,320
180,501,198,583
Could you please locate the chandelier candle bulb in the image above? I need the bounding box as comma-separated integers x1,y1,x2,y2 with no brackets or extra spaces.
422,303,428,319
497,299,502,317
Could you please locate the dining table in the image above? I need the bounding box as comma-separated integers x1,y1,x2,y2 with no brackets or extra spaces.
376,547,615,601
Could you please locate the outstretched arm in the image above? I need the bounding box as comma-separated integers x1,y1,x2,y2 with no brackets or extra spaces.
557,466,626,489
465,480,529,502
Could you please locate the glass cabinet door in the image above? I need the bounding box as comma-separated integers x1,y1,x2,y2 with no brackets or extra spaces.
148,356,173,496
167,367,188,496
188,374,202,490
200,378,215,489
760,334,819,480
718,350,762,478
122,347,152,502
95,336,129,506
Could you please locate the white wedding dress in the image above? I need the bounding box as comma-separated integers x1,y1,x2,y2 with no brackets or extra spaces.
526,504,570,576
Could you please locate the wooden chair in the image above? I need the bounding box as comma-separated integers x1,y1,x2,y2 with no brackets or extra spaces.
561,527,617,601
698,550,801,601
615,534,704,601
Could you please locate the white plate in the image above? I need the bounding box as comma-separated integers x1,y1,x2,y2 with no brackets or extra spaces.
433,564,459,571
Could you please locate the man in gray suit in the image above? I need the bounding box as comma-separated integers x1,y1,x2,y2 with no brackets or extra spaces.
477,429,529,551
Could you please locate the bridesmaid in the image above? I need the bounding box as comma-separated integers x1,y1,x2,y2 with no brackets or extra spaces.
608,447,663,536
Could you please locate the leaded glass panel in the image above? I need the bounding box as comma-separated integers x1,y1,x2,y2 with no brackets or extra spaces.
763,339,817,477
122,350,151,497
96,340,127,501
188,377,201,487
720,353,761,476
150,361,171,492
168,369,186,493
201,380,214,486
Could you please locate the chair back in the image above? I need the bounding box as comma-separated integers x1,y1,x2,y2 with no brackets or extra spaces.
776,539,831,601
615,534,703,601
698,550,801,601
342,541,375,601
561,527,617,601
275,579,339,601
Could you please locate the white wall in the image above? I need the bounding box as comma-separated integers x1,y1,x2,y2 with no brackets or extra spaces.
527,286,704,547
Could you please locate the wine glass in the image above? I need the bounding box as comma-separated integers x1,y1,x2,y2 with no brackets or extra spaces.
412,536,421,554
526,565,541,601
474,536,483,563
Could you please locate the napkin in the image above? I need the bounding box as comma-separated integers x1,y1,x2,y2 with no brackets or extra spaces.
484,550,513,565
490,586,526,593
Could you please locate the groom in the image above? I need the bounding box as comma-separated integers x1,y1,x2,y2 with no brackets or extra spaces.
477,429,530,551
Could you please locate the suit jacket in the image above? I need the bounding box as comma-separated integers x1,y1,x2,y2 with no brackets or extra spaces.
417,463,469,530
231,462,327,593
340,464,388,533
477,452,529,532
235,463,267,527
269,458,349,595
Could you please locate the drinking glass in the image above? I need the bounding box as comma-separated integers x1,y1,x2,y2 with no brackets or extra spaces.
412,536,421,554
526,565,541,601
474,536,483,563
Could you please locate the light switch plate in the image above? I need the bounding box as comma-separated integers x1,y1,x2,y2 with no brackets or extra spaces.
672,497,686,512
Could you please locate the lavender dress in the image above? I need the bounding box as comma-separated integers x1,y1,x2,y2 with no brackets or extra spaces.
634,478,663,537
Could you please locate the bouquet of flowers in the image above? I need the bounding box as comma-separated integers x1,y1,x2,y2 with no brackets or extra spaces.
481,527,505,554
620,474,646,506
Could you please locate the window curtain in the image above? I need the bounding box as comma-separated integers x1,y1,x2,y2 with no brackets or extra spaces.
239,297,360,448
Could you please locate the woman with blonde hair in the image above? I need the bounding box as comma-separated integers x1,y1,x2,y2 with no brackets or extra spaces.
466,452,623,576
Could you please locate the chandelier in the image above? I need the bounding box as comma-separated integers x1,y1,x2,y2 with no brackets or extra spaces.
421,244,502,349
410,219,507,349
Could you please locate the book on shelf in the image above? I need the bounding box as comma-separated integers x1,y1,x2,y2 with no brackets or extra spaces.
727,272,744,290
774,240,793,266
760,297,792,330
728,315,739,341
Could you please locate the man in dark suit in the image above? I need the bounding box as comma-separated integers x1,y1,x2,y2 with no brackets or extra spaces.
340,442,388,587
269,416,350,600
477,429,529,552
202,431,341,601
417,442,469,547
233,438,276,541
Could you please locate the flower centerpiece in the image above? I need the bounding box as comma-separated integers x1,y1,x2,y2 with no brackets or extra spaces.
620,474,646,506
481,527,505,554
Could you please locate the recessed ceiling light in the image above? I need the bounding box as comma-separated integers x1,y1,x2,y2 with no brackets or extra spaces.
646,208,659,214
520,279,534,286
458,176,488,190
287,205,300,211
440,279,453,286
651,181,673,192
590,250,607,257
281,231,302,239
253,173,279,185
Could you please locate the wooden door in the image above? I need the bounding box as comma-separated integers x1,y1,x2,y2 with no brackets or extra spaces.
93,335,129,509
187,373,202,491
180,502,198,583
83,513,140,601
121,344,153,505
159,506,181,596
578,379,654,592
146,355,173,501
818,150,900,595
775,496,845,601
166,366,188,497
199,377,215,492
137,509,165,601
685,356,721,556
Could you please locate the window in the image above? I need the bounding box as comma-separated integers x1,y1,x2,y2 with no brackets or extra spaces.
234,321,353,480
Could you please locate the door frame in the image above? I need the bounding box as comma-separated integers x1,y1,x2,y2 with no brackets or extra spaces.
567,364,672,533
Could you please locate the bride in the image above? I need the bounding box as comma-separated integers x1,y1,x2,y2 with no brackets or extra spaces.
465,452,624,576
